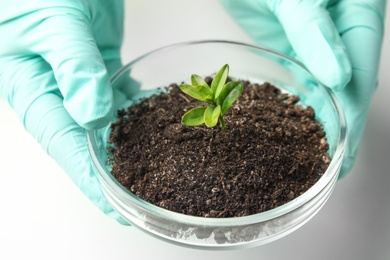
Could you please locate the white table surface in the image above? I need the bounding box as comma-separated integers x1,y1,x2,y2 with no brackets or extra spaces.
1,1,389,259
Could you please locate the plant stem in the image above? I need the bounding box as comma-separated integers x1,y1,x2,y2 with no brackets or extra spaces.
219,115,226,130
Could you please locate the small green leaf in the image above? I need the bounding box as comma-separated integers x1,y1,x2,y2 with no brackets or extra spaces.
220,82,243,115
191,74,209,87
210,64,229,99
181,107,207,126
216,81,241,105
204,105,221,128
179,64,241,130
179,84,213,103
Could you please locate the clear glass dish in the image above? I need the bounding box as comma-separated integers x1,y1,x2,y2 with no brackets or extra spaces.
87,40,347,250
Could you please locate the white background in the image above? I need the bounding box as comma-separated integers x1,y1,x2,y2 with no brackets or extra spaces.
1,1,389,259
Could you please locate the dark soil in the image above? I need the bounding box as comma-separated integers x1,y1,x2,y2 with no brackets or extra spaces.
108,79,330,218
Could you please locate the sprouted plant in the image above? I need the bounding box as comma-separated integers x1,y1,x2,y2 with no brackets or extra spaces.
179,64,243,130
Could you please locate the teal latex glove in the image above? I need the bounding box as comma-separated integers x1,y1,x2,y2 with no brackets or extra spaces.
220,0,386,178
0,0,128,224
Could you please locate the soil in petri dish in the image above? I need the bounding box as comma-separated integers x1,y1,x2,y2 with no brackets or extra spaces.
108,79,330,218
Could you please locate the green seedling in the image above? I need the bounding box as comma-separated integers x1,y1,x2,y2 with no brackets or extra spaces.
179,64,243,130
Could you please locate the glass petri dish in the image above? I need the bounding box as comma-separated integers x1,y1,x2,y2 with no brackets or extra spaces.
87,40,347,250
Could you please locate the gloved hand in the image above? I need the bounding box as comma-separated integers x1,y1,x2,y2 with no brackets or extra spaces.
220,0,386,178
0,0,128,224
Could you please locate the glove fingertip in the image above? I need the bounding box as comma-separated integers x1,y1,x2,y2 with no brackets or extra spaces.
63,75,114,130
80,110,113,130
272,1,353,91
293,26,352,91
70,104,113,130
314,56,352,91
